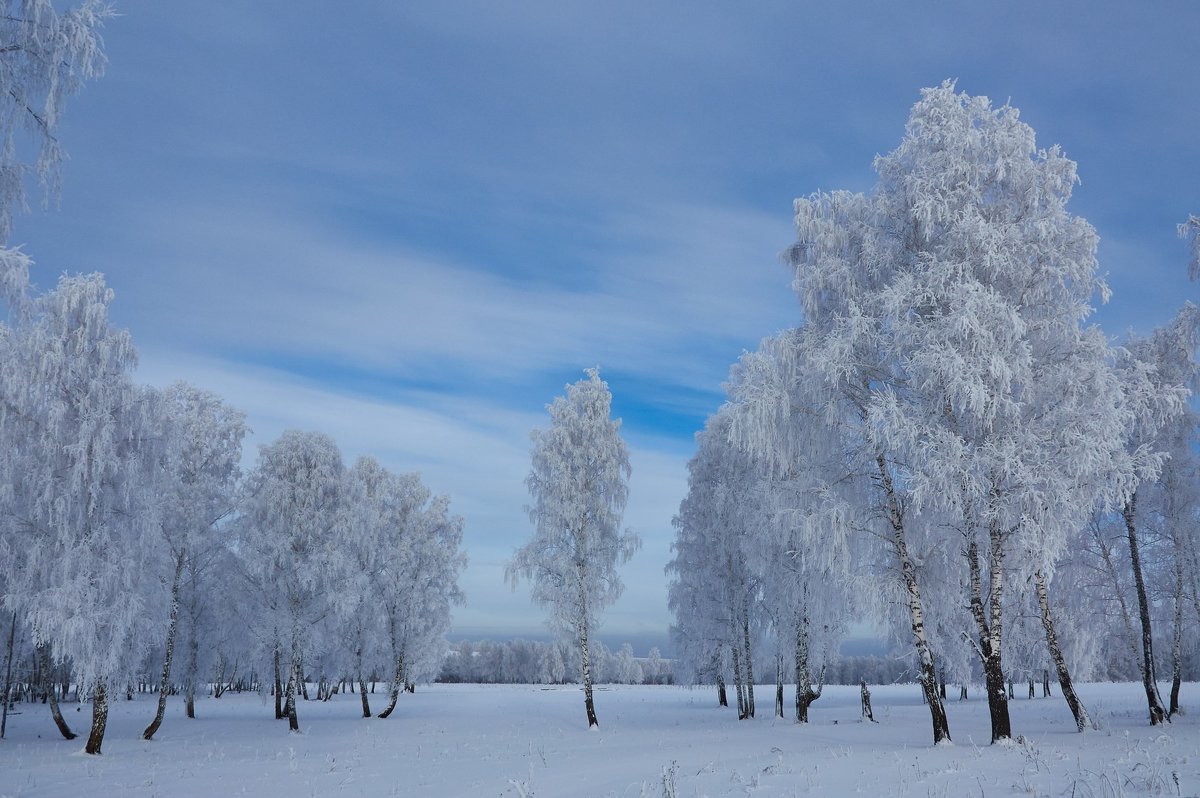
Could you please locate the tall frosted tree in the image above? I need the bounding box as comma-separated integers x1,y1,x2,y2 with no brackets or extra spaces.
0,272,156,754
508,368,638,728
669,409,763,721
376,490,465,718
142,383,245,739
780,82,1144,742
239,430,344,733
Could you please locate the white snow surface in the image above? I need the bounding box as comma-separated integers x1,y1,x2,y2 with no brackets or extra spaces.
1,682,1197,796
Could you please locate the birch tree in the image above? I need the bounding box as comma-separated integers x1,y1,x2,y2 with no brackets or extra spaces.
376,491,465,718
142,383,245,739
239,431,344,733
0,273,156,754
508,368,637,728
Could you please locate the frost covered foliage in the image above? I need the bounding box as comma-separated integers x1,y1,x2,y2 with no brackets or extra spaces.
0,272,157,752
0,291,467,749
0,0,110,242
671,82,1200,745
229,443,466,728
508,368,638,727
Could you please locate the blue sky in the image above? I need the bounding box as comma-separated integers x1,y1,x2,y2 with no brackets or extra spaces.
12,1,1199,651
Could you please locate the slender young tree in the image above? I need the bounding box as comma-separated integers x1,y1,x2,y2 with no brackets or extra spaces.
1114,305,1199,724
377,491,465,719
508,368,638,728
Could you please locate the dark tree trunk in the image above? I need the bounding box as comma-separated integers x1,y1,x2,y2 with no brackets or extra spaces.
774,655,784,718
356,646,371,718
84,681,108,755
1034,569,1090,731
184,626,199,719
378,620,405,719
577,607,599,727
966,535,1012,743
1169,529,1185,718
877,455,950,744
1,610,15,739
39,646,76,739
359,674,371,718
741,608,755,719
860,681,877,722
144,551,185,740
1124,496,1168,725
938,666,947,700
284,654,299,732
1042,669,1051,698
794,614,823,723
959,684,968,701
273,645,283,720
716,677,727,707
731,640,746,720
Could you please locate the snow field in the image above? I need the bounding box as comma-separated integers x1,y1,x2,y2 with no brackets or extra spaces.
1,682,1196,797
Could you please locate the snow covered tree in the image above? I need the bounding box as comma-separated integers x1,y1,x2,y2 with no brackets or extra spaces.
777,82,1144,742
507,368,638,728
142,383,245,738
376,490,465,718
668,408,766,720
1111,305,1198,724
0,272,157,754
784,185,953,743
724,334,867,723
238,430,345,732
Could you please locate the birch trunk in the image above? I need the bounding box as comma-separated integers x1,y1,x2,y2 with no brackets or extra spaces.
357,646,371,718
1,610,15,739
580,639,598,727
144,551,185,740
84,680,108,754
1124,495,1167,725
877,455,950,743
1169,544,1184,718
1033,569,1090,730
273,644,283,720
794,613,823,723
966,533,1011,742
39,646,76,739
284,642,300,731
731,640,746,720
377,616,404,719
184,628,199,719
741,607,755,719
774,653,784,718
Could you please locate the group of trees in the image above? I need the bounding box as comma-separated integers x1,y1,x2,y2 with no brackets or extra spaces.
0,293,467,752
437,639,673,686
0,1,466,754
668,82,1200,745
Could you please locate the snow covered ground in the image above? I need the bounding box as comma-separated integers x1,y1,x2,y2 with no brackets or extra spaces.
1,682,1196,797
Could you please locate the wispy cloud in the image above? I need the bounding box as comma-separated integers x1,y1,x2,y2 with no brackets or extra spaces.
12,0,1197,648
